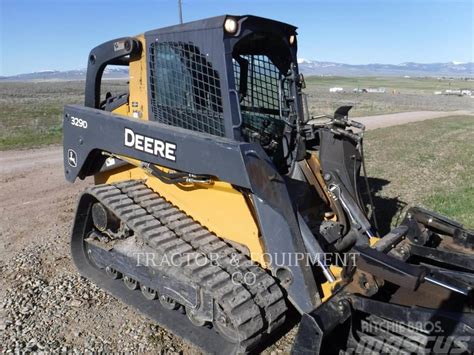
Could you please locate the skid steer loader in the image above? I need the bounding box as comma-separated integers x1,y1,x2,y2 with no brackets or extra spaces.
63,15,474,354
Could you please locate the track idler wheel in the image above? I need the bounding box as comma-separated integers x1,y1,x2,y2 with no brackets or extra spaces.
91,202,120,232
123,275,139,290
186,307,207,327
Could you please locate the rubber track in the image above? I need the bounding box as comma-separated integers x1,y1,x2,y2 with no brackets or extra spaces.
88,181,287,350
115,180,288,335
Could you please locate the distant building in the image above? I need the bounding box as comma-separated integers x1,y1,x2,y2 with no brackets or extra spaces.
444,89,463,96
353,87,386,94
366,88,386,93
441,89,472,96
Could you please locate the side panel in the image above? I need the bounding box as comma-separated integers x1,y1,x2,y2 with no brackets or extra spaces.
96,166,267,266
63,105,251,187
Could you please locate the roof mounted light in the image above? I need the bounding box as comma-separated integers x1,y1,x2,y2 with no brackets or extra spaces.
224,18,238,35
289,34,296,45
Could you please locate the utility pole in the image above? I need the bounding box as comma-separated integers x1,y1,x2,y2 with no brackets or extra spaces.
178,0,183,24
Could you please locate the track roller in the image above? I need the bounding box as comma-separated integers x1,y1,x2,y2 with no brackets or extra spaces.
159,295,180,310
141,285,157,300
123,275,139,290
105,266,121,279
213,304,239,342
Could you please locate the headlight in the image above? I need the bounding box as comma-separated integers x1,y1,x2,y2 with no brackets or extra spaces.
224,18,238,34
289,34,296,45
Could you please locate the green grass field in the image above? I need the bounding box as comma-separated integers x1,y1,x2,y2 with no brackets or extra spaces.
364,115,474,230
304,76,473,117
305,76,473,93
0,81,127,150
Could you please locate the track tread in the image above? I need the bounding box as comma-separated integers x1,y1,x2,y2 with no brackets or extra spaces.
122,181,287,336
115,181,287,342
85,181,287,350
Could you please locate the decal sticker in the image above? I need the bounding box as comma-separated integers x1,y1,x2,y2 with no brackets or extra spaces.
113,41,125,52
124,128,176,161
70,116,88,129
67,149,78,167
105,157,116,167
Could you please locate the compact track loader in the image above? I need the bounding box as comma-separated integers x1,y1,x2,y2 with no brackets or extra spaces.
63,15,474,354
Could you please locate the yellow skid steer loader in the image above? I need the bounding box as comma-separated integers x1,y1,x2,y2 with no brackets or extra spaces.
63,15,473,354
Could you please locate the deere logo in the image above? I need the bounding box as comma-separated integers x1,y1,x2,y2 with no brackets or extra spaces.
67,149,78,167
124,128,177,162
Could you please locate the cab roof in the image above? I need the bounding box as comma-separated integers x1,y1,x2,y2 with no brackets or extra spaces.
144,15,297,37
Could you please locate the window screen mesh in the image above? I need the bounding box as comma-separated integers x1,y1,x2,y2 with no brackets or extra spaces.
234,55,284,112
149,42,225,137
233,55,289,137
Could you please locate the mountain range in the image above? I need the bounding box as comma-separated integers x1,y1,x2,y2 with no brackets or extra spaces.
1,60,472,81
297,59,473,77
0,67,128,82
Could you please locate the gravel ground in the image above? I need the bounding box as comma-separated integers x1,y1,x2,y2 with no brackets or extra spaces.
0,242,295,353
0,233,194,353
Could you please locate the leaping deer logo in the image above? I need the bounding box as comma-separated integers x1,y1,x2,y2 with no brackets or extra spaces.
68,149,78,167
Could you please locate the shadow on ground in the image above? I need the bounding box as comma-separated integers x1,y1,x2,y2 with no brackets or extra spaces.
361,177,407,236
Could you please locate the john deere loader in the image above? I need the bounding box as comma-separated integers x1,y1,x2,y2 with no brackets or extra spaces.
63,15,473,353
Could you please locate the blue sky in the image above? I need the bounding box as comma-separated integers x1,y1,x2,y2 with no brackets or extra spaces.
0,0,472,76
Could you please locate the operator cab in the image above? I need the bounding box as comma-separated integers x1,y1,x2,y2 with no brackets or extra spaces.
85,15,304,174
230,19,301,173
145,15,303,174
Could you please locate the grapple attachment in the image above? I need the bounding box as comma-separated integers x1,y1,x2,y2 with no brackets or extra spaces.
293,208,474,354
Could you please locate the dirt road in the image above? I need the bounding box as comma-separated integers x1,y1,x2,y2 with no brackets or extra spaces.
355,109,473,130
0,110,471,352
0,148,199,351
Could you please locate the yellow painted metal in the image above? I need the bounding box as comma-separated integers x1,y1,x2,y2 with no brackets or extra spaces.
111,103,129,116
320,265,342,301
306,153,332,206
95,163,267,266
128,35,148,120
369,236,381,245
109,34,148,120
